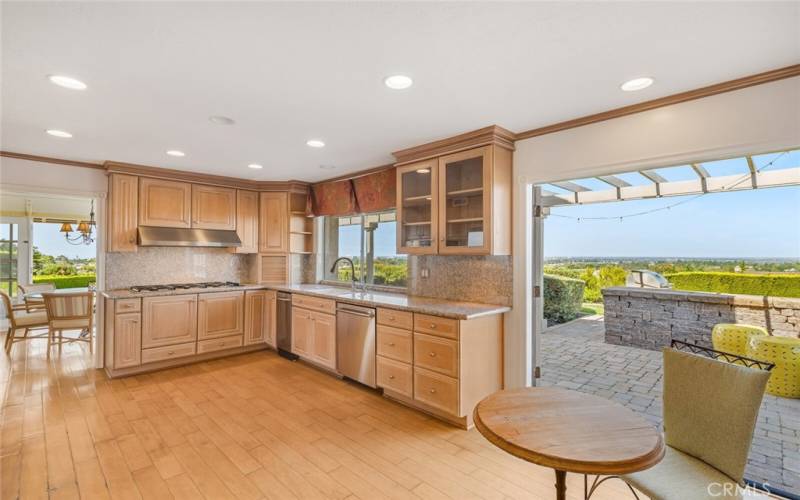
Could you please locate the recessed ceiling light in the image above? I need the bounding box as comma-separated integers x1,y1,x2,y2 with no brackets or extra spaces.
209,115,235,125
166,150,185,157
248,163,263,169
620,77,654,92
307,139,325,148
416,168,430,174
46,129,72,138
384,75,413,90
319,165,336,170
48,75,87,90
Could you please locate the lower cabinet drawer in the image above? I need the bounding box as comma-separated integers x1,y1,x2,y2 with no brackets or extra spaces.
377,356,413,398
141,342,196,364
377,325,413,363
414,333,458,378
414,367,459,416
198,335,243,354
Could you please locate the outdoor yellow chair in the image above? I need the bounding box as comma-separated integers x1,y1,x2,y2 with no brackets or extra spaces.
711,323,768,359
745,336,800,398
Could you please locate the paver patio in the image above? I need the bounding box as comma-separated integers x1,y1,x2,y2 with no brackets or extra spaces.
539,315,800,495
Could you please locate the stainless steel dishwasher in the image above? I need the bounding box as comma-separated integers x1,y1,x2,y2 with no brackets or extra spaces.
276,292,297,360
336,303,376,388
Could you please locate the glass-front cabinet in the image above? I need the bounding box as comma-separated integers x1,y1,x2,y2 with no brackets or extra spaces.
395,144,511,256
438,147,491,254
397,159,438,254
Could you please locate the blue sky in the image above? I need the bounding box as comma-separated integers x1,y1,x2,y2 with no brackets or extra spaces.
544,185,800,258
338,221,399,258
34,223,96,259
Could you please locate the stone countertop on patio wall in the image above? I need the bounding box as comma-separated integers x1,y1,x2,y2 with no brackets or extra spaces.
602,287,800,309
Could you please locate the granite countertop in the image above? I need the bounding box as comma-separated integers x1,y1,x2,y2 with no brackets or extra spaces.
103,283,510,320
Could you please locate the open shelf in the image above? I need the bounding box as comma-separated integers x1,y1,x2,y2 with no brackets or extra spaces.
403,221,432,226
290,230,313,235
404,194,432,202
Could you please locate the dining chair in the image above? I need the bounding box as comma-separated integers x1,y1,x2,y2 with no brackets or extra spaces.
42,291,94,356
620,348,771,499
1,290,49,353
18,282,56,312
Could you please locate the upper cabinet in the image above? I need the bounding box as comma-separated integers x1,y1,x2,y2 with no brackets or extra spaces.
259,191,288,253
231,190,259,254
191,185,236,230
139,177,192,228
397,159,438,254
108,173,139,252
396,144,511,256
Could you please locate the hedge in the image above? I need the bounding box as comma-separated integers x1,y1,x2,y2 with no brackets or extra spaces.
543,274,585,324
33,274,96,289
665,272,800,298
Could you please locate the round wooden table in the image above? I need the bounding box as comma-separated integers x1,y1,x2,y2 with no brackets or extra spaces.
474,387,665,500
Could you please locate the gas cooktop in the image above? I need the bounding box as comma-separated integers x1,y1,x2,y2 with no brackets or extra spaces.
128,281,240,293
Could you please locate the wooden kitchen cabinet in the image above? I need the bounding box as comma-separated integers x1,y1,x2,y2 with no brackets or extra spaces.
291,297,336,371
395,144,511,256
108,173,139,252
310,310,336,370
141,294,198,348
291,306,313,358
397,159,438,254
139,177,192,228
259,192,288,253
113,312,141,368
244,289,276,346
197,291,244,340
191,184,236,230
231,190,260,254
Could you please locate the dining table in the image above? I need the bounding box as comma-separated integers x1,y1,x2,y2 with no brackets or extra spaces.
473,386,665,500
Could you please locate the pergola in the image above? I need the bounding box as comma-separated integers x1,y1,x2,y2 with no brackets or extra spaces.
539,152,800,208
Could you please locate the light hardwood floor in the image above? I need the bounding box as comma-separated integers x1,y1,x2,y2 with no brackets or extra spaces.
1,334,635,500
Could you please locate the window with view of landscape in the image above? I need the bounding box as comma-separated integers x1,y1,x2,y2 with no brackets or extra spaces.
324,211,407,288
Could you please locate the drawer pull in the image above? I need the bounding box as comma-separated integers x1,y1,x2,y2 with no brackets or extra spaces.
429,352,436,357
388,342,395,347
389,315,395,320
388,375,395,380
429,323,436,329
429,388,436,394
167,351,174,355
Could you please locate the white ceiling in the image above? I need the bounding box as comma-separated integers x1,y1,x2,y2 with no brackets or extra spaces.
2,2,798,182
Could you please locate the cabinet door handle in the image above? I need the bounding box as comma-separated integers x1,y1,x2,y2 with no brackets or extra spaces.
167,351,174,355
429,323,436,329
429,388,436,394
388,342,395,347
128,237,135,243
429,352,436,357
388,375,395,380
389,315,395,321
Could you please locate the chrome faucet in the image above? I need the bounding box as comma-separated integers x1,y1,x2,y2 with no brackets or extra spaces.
329,257,362,292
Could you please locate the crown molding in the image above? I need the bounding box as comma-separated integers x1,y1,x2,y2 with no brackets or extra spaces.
0,151,105,170
515,64,800,141
392,125,516,166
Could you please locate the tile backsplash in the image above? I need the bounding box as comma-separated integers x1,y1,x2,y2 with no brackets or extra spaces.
105,247,250,289
407,255,512,306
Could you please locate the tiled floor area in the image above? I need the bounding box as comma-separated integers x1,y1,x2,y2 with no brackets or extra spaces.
0,333,636,500
540,316,800,495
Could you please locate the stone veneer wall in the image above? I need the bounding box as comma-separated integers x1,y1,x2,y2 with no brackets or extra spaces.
105,247,250,289
603,287,800,350
407,255,512,306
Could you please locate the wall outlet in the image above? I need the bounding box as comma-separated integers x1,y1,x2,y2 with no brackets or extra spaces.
421,268,430,279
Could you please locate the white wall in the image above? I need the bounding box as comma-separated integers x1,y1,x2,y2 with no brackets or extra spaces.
0,157,108,195
515,76,800,183
506,76,800,389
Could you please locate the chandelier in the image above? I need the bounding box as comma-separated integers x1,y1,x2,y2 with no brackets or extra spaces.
59,200,96,245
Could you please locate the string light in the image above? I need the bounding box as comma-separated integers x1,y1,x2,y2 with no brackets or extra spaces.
549,151,789,222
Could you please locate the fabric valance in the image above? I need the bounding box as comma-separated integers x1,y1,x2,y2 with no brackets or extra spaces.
311,167,396,216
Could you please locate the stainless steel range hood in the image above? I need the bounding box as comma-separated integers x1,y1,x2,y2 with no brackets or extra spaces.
138,227,242,248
